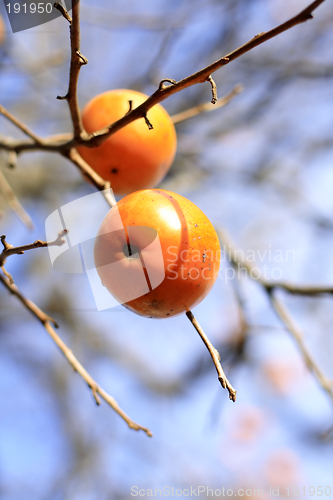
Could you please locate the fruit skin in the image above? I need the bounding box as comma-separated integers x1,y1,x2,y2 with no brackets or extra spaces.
93,189,221,319
77,89,177,195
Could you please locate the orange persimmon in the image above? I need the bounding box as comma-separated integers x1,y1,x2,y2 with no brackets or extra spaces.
78,89,177,195
93,189,221,318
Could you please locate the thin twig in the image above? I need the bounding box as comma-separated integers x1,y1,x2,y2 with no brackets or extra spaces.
0,104,42,144
217,227,333,405
54,1,87,140
86,0,326,148
0,168,34,230
207,75,217,104
0,273,152,436
267,290,333,403
144,114,154,130
0,231,67,268
0,134,73,154
171,84,243,124
0,139,116,207
268,282,333,296
54,1,72,23
66,148,116,207
186,310,237,401
54,1,115,196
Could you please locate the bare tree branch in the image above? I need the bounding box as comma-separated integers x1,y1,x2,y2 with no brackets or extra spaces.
54,1,88,140
0,273,152,437
267,290,333,403
186,310,237,401
54,1,72,23
0,231,67,268
268,282,333,296
66,148,116,207
217,227,333,405
0,134,72,154
0,0,326,154
0,104,42,144
86,0,326,148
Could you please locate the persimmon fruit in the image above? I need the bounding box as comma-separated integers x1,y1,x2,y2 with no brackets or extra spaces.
78,89,177,195
93,189,221,318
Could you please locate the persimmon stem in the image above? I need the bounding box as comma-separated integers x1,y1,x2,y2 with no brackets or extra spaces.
186,310,237,401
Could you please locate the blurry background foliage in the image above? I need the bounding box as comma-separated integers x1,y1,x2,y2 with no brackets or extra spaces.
0,0,333,499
